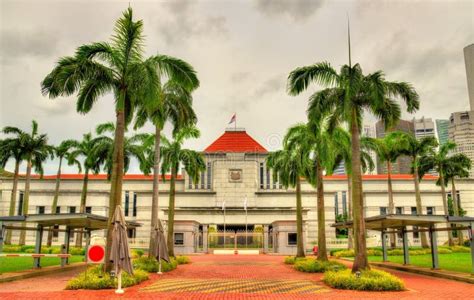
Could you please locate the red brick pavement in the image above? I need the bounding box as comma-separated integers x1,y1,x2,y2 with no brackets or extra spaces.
0,254,472,299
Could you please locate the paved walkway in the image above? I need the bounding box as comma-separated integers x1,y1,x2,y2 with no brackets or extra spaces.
0,255,472,299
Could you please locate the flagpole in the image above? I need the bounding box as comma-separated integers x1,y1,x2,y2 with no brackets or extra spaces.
234,112,237,130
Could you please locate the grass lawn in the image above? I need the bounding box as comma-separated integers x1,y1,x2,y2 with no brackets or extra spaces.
0,255,84,274
368,253,472,274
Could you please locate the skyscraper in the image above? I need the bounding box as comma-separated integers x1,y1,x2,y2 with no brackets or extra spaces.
448,111,474,178
376,119,414,175
413,117,435,140
464,44,474,110
435,119,449,146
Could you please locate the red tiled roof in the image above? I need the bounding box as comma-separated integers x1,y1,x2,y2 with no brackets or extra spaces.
204,130,267,153
29,174,183,181
322,174,439,180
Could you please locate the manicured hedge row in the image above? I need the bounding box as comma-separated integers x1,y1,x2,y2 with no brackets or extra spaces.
323,269,405,291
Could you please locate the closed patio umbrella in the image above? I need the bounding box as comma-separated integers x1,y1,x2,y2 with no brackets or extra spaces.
150,219,169,274
110,205,133,293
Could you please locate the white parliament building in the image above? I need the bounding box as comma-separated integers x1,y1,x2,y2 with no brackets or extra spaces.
1,128,473,254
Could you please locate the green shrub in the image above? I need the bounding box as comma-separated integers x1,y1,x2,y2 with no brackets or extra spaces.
51,247,61,254
25,248,35,253
323,269,404,291
133,256,178,273
284,256,306,264
334,249,355,258
463,240,470,247
450,246,470,253
2,245,22,253
131,249,144,258
437,248,452,254
70,247,85,255
294,258,346,273
330,249,345,256
20,245,35,252
367,249,383,256
161,258,178,272
66,265,149,290
176,256,190,264
387,249,404,256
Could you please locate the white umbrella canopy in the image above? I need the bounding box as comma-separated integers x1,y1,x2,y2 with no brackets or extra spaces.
110,205,134,275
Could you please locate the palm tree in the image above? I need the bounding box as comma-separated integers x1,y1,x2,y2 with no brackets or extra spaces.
2,121,51,245
397,133,438,248
434,152,471,245
419,142,466,246
369,131,407,248
266,129,314,258
41,7,199,269
67,132,109,247
46,140,82,246
160,126,205,257
287,62,419,271
134,79,198,256
0,136,26,244
283,117,340,261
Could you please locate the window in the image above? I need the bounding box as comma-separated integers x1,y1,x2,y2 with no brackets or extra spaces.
206,162,212,189
266,167,270,189
200,171,205,189
411,207,417,215
174,233,184,245
68,206,76,214
427,207,435,215
132,193,137,217
85,206,92,214
37,206,45,214
55,206,61,214
259,163,264,189
124,191,129,217
342,192,347,215
379,207,387,215
287,233,297,245
127,228,136,239
334,193,339,216
53,225,59,238
413,226,419,239
17,191,24,215
396,207,404,215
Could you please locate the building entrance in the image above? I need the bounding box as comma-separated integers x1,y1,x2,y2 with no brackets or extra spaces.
208,224,264,250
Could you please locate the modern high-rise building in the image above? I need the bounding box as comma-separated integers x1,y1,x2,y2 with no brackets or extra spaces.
435,119,449,146
448,111,474,178
464,44,474,110
413,117,435,140
376,119,414,175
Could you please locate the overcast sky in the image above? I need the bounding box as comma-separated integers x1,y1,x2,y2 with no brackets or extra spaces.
1,0,473,175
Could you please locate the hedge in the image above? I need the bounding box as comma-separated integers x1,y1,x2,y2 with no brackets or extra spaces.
323,269,404,291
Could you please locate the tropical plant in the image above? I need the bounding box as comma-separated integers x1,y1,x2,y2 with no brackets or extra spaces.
419,142,468,246
0,136,26,244
2,121,51,245
160,126,205,257
266,129,314,258
134,79,199,256
41,7,199,269
287,61,419,271
397,133,438,248
46,140,82,246
68,132,110,247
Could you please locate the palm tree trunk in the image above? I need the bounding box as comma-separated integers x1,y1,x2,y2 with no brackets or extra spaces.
5,159,20,245
413,164,429,248
316,161,327,261
347,176,353,250
295,176,305,258
19,159,32,246
439,171,453,246
47,157,63,246
350,111,369,272
167,166,177,258
451,178,463,245
148,125,162,257
75,168,89,247
105,109,126,272
387,161,396,248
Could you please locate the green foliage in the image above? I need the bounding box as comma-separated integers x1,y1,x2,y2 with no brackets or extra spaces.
387,249,404,256
449,246,470,253
437,248,453,254
66,265,148,290
284,256,306,265
463,240,470,247
130,249,144,259
2,245,22,253
133,256,178,273
70,247,85,255
176,256,190,264
323,269,405,291
294,258,346,273
333,249,355,258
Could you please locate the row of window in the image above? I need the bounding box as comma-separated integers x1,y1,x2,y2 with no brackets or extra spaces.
35,206,92,215
259,163,282,189
379,206,435,215
124,191,137,217
188,162,212,190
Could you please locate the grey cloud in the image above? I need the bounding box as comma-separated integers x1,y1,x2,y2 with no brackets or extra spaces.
255,0,325,21
0,28,59,59
253,75,285,98
230,72,251,83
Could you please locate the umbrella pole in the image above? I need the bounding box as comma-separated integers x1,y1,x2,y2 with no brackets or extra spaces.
158,249,162,274
115,269,124,294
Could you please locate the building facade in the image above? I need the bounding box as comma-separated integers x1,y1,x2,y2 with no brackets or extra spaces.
435,119,449,146
413,117,435,140
464,44,474,110
1,128,474,254
448,111,474,178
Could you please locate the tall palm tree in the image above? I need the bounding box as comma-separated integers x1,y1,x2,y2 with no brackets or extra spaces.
46,140,82,246
397,133,438,248
266,129,314,258
435,152,471,246
160,126,205,257
287,62,419,271
41,7,199,269
283,117,339,261
0,136,26,244
2,121,51,245
369,131,407,248
67,132,109,247
419,142,466,246
134,80,198,256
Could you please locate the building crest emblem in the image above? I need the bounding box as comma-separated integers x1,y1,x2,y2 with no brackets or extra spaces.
229,169,242,182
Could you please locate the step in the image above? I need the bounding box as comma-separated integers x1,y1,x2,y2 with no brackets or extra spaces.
213,249,260,255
